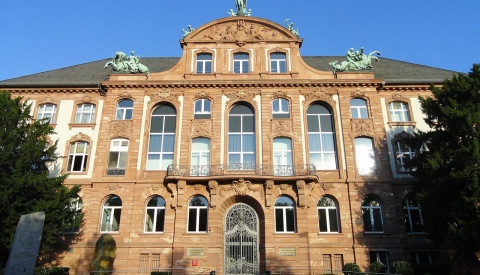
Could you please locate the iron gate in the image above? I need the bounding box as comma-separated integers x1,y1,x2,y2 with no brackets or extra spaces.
224,203,259,275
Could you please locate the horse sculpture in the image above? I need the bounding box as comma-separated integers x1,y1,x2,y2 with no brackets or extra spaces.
104,51,149,74
236,0,247,15
329,50,381,73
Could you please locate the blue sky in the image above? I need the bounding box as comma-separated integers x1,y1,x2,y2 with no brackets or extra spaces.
1,0,478,80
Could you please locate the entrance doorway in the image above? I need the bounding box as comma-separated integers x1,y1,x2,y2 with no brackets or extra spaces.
224,203,259,275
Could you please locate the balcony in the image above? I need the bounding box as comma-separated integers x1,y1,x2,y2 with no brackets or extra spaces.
166,164,318,182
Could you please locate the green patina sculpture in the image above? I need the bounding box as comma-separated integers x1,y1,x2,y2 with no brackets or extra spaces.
104,51,149,74
228,0,251,16
285,19,300,37
329,48,381,73
89,234,116,275
182,25,195,37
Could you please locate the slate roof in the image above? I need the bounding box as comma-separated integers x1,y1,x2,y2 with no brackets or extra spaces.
0,56,459,87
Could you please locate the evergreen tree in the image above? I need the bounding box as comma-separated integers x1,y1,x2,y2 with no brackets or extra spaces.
0,91,81,257
406,64,480,263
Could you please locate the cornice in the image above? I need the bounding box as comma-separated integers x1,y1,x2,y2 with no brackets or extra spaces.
4,88,100,94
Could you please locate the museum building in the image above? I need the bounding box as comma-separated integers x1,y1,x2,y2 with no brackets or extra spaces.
0,12,458,275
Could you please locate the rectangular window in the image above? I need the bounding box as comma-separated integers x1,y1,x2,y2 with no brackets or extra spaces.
389,102,411,122
107,139,129,175
75,104,96,124
355,137,377,176
370,251,390,272
67,141,90,172
196,53,213,74
233,53,249,73
323,254,332,272
334,254,344,272
37,104,57,123
140,253,149,273
270,53,287,73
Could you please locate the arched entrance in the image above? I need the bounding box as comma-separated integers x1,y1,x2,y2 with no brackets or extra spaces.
224,203,259,275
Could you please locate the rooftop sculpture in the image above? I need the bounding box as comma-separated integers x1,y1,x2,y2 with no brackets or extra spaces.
329,48,381,73
284,19,300,37
104,51,149,74
182,25,195,37
228,0,251,16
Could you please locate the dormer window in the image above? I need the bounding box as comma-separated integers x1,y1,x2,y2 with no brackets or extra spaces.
233,53,249,73
196,53,212,74
270,52,287,73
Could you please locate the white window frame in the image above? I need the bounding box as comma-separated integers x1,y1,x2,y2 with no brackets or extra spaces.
350,98,368,119
191,138,210,176
274,197,296,233
100,197,122,233
354,137,377,176
146,106,176,171
394,140,417,172
196,53,213,74
233,53,249,73
273,138,293,176
75,103,96,124
270,52,287,73
37,103,57,123
187,196,209,233
228,106,255,170
67,141,90,172
115,99,134,120
64,196,83,234
389,101,410,122
272,98,290,118
144,196,166,233
403,196,424,233
307,105,337,170
108,139,129,169
317,197,340,233
194,99,211,117
362,198,384,233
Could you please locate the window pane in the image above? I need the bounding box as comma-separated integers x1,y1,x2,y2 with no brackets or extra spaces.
242,115,255,132
116,109,124,120
204,62,212,74
190,196,208,206
373,208,383,232
286,208,295,232
148,135,162,152
199,208,208,232
276,196,294,206
307,116,320,132
328,208,338,232
147,154,160,170
228,135,241,152
118,100,133,108
321,134,335,151
362,209,372,232
318,209,328,232
151,116,164,133
271,61,278,73
160,154,174,170
275,209,284,232
163,135,175,152
145,209,155,232
272,99,280,112
156,209,165,232
112,209,121,231
164,116,176,133
320,116,333,132
308,134,321,151
188,209,197,232
108,152,119,168
118,152,127,168
101,208,111,232
242,134,255,152
229,116,241,132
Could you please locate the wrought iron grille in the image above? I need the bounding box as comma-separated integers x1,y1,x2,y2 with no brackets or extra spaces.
106,168,126,176
166,164,316,177
224,204,259,275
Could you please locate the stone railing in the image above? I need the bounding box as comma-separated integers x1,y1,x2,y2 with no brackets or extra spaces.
166,164,316,177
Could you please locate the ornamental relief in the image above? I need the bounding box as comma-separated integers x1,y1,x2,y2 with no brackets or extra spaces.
79,94,94,104
193,90,213,101
108,120,133,139
221,178,262,196
190,120,213,138
39,94,60,105
301,88,337,107
223,89,259,103
350,89,366,99
272,90,290,100
146,90,182,109
115,91,135,102
390,93,407,102
350,119,375,136
189,20,288,43
269,119,294,138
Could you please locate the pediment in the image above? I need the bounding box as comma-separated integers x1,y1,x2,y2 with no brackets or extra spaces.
183,17,301,43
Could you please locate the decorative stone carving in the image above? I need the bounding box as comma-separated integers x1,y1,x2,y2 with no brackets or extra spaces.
350,119,375,136
391,93,407,102
191,120,213,138
108,120,133,139
296,180,306,208
150,184,161,191
271,120,293,138
115,91,135,102
188,19,295,43
69,132,91,143
222,178,261,196
273,90,289,100
208,180,219,208
106,183,119,191
39,94,59,105
306,181,316,208
79,94,94,104
104,51,149,74
329,48,381,73
194,90,211,101
166,183,177,209
351,89,366,98
147,90,181,108
301,88,336,107
177,180,186,208
264,180,274,207
322,182,334,190
279,184,290,191
224,89,259,102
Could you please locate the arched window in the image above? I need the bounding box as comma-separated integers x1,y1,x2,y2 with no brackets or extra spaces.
275,196,296,233
389,101,411,122
107,139,129,175
362,195,384,233
67,141,90,172
187,196,208,233
317,196,340,233
403,194,424,233
147,104,176,170
228,103,255,170
144,196,166,233
272,98,290,119
273,137,293,176
196,53,213,74
75,103,96,124
191,138,210,176
194,99,211,119
37,103,57,123
233,53,249,73
307,103,337,170
101,196,122,232
354,137,377,176
270,52,287,73
115,99,134,120
350,98,368,118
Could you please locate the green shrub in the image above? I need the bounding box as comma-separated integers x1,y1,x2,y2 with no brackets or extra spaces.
343,262,361,274
34,267,70,275
392,261,414,275
370,261,387,273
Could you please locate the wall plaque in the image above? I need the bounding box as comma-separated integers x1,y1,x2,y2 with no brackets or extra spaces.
187,247,205,256
278,248,296,256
